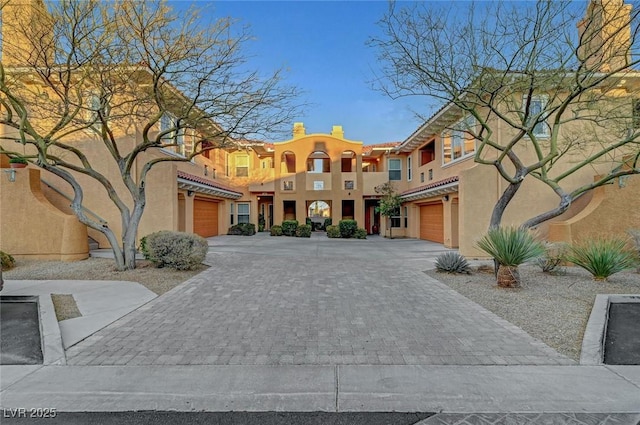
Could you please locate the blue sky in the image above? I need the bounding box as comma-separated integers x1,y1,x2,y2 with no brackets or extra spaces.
173,1,433,144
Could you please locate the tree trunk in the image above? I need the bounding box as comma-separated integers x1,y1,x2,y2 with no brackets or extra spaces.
496,265,520,288
489,181,522,228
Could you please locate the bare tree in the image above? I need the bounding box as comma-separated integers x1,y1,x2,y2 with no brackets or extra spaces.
371,0,640,230
0,0,302,270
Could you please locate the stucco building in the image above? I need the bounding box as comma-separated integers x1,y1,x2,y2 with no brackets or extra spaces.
1,0,638,260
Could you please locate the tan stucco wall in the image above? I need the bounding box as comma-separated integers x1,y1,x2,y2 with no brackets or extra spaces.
548,174,640,243
0,168,88,260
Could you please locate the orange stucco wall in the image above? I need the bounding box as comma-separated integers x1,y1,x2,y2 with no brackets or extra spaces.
0,168,88,260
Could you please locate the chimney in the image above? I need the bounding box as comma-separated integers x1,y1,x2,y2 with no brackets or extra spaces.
293,122,306,139
577,0,632,72
331,125,344,139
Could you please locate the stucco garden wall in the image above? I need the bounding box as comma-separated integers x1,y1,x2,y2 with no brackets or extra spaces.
0,168,88,260
548,174,640,243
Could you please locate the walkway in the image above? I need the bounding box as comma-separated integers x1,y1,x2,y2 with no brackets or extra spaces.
65,234,570,366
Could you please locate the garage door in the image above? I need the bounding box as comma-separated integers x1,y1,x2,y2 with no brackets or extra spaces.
193,197,219,237
420,203,444,243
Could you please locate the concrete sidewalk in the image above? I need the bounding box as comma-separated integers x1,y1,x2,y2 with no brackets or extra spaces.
1,364,640,413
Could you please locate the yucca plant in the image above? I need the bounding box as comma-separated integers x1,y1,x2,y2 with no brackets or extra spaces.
566,237,638,281
476,226,545,288
435,252,472,274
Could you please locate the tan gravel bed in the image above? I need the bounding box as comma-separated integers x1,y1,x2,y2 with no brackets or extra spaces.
426,265,640,361
4,257,207,296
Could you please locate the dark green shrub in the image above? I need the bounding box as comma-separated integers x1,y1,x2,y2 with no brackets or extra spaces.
354,228,367,239
323,218,332,230
1,251,16,270
282,220,299,236
8,156,27,165
566,237,638,281
139,236,149,258
228,223,255,236
306,217,312,227
242,223,256,235
339,219,358,238
228,224,244,235
258,214,266,232
143,231,208,270
435,252,471,274
270,225,283,236
326,225,341,238
296,224,312,238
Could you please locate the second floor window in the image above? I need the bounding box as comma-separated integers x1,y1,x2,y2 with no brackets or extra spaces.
407,156,412,181
388,158,401,181
524,95,549,138
235,155,249,177
442,115,476,164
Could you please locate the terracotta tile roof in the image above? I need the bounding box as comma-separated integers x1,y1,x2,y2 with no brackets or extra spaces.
177,170,243,196
401,176,459,196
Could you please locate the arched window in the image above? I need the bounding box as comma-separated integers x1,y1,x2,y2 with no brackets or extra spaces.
341,150,356,172
308,200,330,218
306,151,330,173
281,151,296,173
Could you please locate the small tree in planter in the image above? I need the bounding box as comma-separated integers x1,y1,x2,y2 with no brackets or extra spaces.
375,182,402,239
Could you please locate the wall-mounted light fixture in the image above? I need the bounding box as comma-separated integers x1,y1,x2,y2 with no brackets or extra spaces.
3,169,16,183
187,190,194,197
442,194,449,202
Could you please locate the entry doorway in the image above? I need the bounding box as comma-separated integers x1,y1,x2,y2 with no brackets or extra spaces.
364,199,381,235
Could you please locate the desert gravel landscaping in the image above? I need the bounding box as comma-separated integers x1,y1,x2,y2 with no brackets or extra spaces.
4,257,206,296
427,264,640,361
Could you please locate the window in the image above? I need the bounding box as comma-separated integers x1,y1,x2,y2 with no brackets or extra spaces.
237,203,250,224
388,158,401,181
404,206,408,228
429,169,433,181
407,156,412,181
281,151,296,173
442,115,476,164
633,99,640,129
313,181,324,190
344,180,354,190
524,95,549,137
283,180,294,191
230,203,234,225
420,172,425,183
307,151,330,173
86,93,101,125
235,155,249,177
160,113,185,155
390,212,401,228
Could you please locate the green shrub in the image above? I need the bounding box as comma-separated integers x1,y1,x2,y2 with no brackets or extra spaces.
339,219,358,238
354,228,367,239
476,226,545,287
139,236,149,258
142,231,208,270
566,237,638,281
281,220,299,236
227,224,244,235
296,224,312,238
435,252,471,274
228,223,255,236
258,214,266,232
270,225,283,236
8,156,27,165
326,225,341,238
323,218,332,229
536,242,567,274
1,251,16,270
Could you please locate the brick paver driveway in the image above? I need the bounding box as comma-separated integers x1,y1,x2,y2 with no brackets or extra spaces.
66,234,573,366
